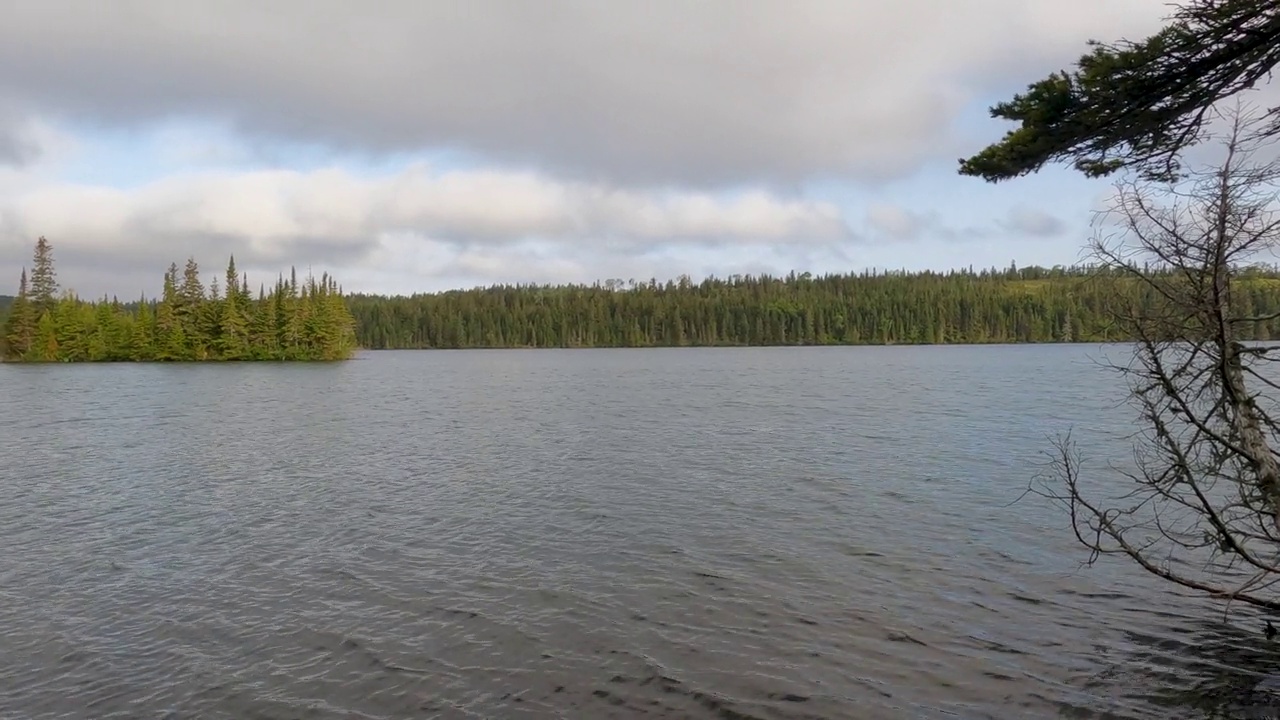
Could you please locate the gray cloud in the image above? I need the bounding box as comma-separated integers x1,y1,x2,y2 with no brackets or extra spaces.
864,202,1065,244
1002,206,1067,238
0,1,1170,296
865,204,938,242
0,130,37,167
0,109,43,167
0,0,1167,187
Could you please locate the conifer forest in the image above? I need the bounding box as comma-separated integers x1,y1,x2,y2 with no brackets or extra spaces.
9,239,1280,359
1,237,358,362
342,265,1280,349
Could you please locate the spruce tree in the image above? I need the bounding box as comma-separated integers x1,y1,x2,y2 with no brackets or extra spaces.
155,265,185,361
28,236,58,316
224,256,240,306
218,257,249,360
2,269,35,360
130,296,156,361
177,258,207,358
30,311,58,362
248,285,276,359
1,237,360,362
88,300,117,361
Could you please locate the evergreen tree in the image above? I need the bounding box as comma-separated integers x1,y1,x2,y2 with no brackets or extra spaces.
130,297,156,361
960,1,1280,183
16,236,1280,362
1,238,358,362
154,265,184,361
30,311,58,362
178,258,208,358
225,256,241,306
212,259,249,359
342,264,1280,350
248,285,276,360
2,269,35,359
28,236,57,316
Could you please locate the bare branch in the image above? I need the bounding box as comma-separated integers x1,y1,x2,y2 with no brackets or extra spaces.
1042,105,1280,617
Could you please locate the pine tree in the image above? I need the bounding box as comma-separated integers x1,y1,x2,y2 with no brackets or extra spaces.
30,310,58,362
28,236,57,316
3,236,358,362
177,258,207,358
51,293,90,362
154,265,185,361
959,1,1280,184
224,256,240,306
130,297,156,361
2,268,36,360
84,300,116,361
218,256,250,360
248,285,276,360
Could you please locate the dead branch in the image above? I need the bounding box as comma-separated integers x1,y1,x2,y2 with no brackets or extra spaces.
1043,105,1280,615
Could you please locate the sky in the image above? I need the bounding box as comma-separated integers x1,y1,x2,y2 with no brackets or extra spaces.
0,0,1208,299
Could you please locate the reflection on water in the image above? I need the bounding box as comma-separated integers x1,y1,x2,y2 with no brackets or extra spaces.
0,345,1279,719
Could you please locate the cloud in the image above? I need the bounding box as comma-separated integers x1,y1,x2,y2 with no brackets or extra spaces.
1001,206,1067,237
0,2,1175,296
0,129,37,167
332,234,862,296
0,0,1170,186
862,201,1071,245
0,163,854,295
865,203,938,242
0,112,56,168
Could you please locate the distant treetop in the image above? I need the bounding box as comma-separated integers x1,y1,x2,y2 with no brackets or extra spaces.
1,237,358,362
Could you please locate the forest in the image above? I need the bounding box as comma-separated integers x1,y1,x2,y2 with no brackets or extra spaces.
343,264,1280,348
0,237,358,362
9,256,1280,354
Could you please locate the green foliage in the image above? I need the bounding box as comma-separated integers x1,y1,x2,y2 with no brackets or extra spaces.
28,235,58,315
344,264,1280,349
959,0,1280,182
2,270,35,359
13,250,1280,357
0,241,357,363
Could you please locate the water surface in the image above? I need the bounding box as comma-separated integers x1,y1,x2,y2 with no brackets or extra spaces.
1,345,1277,719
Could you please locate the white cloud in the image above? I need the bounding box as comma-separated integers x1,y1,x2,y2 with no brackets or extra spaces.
0,1,1185,295
0,144,1099,298
333,234,864,296
0,0,1171,185
0,163,856,296
2,165,849,250
865,203,937,241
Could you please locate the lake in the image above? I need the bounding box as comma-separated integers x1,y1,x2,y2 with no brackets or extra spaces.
1,345,1277,719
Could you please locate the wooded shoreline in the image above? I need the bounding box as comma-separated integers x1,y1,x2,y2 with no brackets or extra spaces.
9,261,1280,356
1,237,359,363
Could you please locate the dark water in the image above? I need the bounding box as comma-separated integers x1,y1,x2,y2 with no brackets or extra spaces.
2,345,1280,719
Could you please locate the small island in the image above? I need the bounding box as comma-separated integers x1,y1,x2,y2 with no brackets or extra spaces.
1,237,357,362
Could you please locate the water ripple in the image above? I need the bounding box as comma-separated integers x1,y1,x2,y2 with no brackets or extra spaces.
1,346,1279,719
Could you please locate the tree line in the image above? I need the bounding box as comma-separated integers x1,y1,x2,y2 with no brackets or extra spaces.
343,263,1280,349
9,251,1280,355
1,237,357,362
